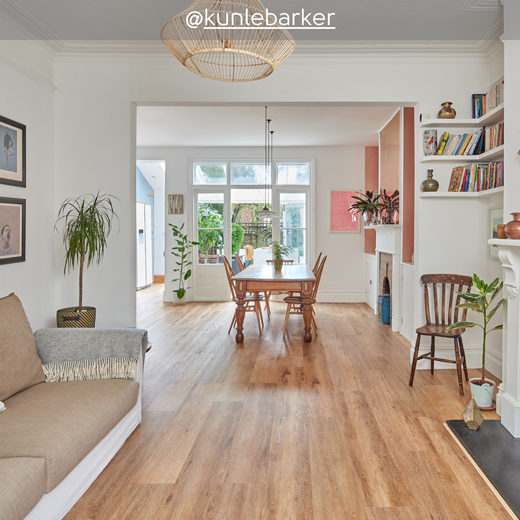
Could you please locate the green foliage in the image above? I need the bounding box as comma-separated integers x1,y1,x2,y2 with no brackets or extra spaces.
447,274,504,382
197,205,224,258
350,191,381,215
55,192,119,308
271,241,294,260
170,222,199,299
231,223,245,255
379,190,399,214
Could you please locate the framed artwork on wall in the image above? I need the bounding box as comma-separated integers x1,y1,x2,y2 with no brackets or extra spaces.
0,197,26,265
330,190,361,233
489,206,503,259
0,115,26,188
168,194,184,214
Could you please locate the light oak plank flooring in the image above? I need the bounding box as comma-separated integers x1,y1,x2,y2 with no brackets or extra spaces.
66,283,509,520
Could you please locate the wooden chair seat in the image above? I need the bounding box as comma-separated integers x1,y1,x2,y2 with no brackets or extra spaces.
409,274,473,396
416,324,464,338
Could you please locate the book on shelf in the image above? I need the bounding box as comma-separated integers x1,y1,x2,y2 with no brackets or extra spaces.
472,94,485,118
432,124,502,156
447,161,504,192
472,77,504,117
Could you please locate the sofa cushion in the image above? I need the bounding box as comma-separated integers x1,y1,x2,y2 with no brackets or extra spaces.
0,293,45,401
0,379,139,491
0,457,47,520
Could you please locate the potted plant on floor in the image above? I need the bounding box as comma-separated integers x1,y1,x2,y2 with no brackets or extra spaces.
349,191,381,225
447,274,504,408
379,190,399,224
271,241,294,273
170,222,198,305
55,192,119,327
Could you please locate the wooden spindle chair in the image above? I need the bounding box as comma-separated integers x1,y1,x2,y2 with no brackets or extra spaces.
409,274,473,396
223,256,264,334
266,259,294,265
283,256,327,338
312,252,322,275
235,254,271,320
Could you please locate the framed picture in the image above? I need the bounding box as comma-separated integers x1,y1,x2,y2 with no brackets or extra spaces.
168,194,184,214
489,206,503,259
0,197,26,265
330,190,361,233
0,115,26,187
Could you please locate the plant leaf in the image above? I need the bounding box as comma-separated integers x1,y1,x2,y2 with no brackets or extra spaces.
455,302,483,313
487,298,505,322
488,324,503,333
177,288,186,299
489,281,504,304
447,321,481,331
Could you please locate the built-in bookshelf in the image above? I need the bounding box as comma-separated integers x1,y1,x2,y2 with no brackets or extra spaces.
420,104,504,129
420,186,504,199
420,144,504,163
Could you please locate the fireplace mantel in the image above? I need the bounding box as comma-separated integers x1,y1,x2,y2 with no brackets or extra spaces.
488,238,520,437
366,225,402,255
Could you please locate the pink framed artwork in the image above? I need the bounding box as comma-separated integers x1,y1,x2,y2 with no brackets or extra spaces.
330,190,360,233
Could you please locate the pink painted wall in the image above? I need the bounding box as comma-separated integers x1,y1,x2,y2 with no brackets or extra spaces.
402,108,415,264
380,112,400,193
364,147,379,255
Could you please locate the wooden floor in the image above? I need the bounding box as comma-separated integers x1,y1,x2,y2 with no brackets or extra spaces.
66,283,509,520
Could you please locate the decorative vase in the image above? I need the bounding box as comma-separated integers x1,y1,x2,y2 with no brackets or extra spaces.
363,211,374,225
273,259,283,273
497,224,507,239
438,102,456,119
423,129,437,156
469,378,496,409
505,213,520,239
173,292,187,305
420,170,439,192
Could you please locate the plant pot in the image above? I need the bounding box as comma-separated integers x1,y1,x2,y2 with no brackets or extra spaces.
363,212,374,224
173,292,187,305
469,378,496,408
57,306,96,328
273,259,283,273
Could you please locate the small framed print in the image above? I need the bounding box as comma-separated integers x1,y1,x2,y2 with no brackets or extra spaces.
489,206,503,259
0,197,26,265
330,190,361,233
168,194,184,214
0,115,26,188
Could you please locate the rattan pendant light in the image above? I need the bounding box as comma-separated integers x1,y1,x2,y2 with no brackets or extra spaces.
161,0,295,82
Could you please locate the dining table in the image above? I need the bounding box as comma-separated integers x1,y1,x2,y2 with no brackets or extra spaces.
231,264,316,343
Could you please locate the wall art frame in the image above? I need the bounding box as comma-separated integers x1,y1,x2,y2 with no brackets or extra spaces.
0,197,26,265
0,115,26,188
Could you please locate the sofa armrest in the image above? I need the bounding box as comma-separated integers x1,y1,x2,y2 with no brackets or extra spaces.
34,328,148,382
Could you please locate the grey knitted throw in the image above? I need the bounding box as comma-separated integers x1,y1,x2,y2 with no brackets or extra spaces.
34,328,148,382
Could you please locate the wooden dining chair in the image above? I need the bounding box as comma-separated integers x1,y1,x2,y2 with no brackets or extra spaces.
283,256,327,338
224,256,264,334
409,274,473,396
266,259,294,265
235,254,271,320
312,253,323,275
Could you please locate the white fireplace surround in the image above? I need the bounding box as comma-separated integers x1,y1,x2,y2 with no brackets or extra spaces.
370,225,402,333
488,238,520,437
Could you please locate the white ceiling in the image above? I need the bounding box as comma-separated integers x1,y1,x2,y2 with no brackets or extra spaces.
137,161,165,192
136,105,399,148
7,0,502,41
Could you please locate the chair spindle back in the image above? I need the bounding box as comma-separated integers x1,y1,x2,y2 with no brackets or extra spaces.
223,256,237,300
312,253,323,275
421,274,473,326
235,254,245,272
312,256,327,301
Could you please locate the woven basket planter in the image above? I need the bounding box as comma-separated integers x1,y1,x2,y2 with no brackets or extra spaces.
56,307,96,328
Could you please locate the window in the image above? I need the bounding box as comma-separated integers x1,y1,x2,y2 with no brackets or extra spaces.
194,163,227,185
277,164,310,185
280,193,306,264
197,193,224,264
231,164,270,185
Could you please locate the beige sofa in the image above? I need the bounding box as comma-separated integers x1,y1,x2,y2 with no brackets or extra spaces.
0,294,147,520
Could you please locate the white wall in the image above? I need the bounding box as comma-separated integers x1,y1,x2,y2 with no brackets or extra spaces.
50,46,495,328
137,145,366,303
0,42,56,330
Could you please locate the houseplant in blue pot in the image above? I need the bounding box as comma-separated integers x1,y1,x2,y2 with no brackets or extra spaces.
447,274,504,408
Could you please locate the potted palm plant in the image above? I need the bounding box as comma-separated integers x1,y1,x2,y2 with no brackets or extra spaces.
349,191,381,225
447,274,504,408
271,241,294,273
55,192,118,327
170,222,198,305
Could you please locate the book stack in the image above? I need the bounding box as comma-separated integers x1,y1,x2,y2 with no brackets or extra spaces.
447,162,504,192
471,77,504,118
436,124,503,156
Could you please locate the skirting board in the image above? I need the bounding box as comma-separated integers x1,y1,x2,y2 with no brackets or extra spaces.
410,343,502,378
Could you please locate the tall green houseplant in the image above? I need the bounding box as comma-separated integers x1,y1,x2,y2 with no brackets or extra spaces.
170,222,198,301
56,192,118,310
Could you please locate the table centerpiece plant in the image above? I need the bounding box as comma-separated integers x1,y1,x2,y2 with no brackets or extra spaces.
271,241,294,273
447,274,504,408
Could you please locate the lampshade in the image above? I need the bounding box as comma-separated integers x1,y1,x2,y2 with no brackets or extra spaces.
161,0,296,82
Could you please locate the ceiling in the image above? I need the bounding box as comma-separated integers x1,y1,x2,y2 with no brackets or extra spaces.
137,161,165,192
136,105,399,148
8,0,502,42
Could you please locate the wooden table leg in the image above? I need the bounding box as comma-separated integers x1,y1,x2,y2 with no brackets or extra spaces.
302,281,313,343
235,280,247,343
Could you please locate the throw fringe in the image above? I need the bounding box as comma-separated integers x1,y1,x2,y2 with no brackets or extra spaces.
42,357,139,382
